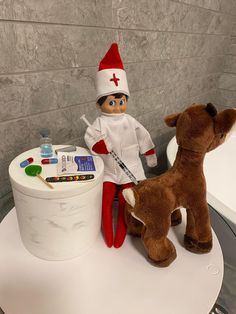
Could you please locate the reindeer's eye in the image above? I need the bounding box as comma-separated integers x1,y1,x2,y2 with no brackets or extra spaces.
220,133,224,139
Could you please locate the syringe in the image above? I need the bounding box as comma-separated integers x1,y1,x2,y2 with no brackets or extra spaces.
80,114,138,185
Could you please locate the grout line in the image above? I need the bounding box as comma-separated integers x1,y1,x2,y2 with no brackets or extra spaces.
221,72,236,75
218,88,236,92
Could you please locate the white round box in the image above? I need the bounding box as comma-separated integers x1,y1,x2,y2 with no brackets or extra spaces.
8,146,104,261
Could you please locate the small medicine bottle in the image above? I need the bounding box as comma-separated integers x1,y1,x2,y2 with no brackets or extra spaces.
39,128,53,158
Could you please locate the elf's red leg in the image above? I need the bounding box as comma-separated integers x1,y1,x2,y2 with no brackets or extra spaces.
102,181,116,248
114,182,134,248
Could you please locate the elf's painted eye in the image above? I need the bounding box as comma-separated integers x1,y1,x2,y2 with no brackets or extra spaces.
109,100,116,106
119,99,125,106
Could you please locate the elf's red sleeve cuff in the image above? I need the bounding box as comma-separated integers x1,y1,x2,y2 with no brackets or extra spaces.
92,140,109,154
144,148,155,156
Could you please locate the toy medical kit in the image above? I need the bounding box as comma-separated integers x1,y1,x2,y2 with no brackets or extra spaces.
20,157,34,168
39,128,53,158
55,146,77,154
57,153,96,175
46,174,95,182
41,158,58,164
80,114,138,185
25,165,53,189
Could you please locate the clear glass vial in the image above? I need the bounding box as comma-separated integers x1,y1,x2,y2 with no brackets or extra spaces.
39,128,53,158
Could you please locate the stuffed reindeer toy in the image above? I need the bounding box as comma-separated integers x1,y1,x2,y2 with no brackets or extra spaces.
123,103,236,267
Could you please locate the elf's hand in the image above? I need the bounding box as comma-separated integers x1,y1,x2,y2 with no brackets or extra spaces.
92,137,113,155
144,149,157,167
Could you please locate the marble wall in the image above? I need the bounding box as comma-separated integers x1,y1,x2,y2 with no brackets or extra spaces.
218,22,236,107
0,0,236,214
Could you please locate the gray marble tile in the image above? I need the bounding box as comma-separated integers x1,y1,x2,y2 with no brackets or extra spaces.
126,61,167,92
175,0,221,11
167,4,234,35
0,68,97,122
113,0,233,34
219,73,236,90
119,30,229,62
178,0,236,16
0,23,116,73
164,33,229,59
218,89,236,107
118,30,168,62
70,101,99,140
28,108,73,148
0,75,27,122
127,87,164,118
232,24,236,36
0,119,31,158
206,13,235,35
219,0,236,16
229,44,236,56
112,0,164,31
166,56,224,86
187,88,220,105
224,56,236,73
0,0,112,27
0,118,32,196
136,105,167,136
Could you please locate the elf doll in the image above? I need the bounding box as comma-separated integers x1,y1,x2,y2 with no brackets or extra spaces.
84,43,157,248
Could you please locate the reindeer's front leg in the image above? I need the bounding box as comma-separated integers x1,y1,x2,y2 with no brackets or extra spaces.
185,203,212,253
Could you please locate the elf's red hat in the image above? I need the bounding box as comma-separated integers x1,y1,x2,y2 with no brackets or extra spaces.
96,43,130,100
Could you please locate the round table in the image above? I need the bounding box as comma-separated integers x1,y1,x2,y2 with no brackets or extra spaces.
0,207,223,314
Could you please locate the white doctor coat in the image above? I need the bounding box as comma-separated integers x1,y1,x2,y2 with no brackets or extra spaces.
84,113,155,184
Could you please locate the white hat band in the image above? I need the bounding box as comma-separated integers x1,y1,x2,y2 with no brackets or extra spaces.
96,68,130,101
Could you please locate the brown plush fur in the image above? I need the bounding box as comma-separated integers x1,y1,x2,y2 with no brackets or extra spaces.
123,103,236,267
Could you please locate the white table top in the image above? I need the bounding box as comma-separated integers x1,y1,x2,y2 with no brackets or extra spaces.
167,131,236,225
0,208,223,314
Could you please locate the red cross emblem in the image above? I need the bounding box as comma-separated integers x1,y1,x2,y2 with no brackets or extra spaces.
110,73,120,86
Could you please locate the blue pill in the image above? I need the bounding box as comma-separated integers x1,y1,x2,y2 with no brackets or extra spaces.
20,157,34,168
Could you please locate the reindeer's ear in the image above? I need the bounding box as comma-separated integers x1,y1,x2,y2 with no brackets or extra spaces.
206,103,217,117
215,108,236,134
164,113,181,127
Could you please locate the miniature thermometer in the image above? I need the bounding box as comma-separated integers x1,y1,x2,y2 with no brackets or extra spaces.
80,114,138,185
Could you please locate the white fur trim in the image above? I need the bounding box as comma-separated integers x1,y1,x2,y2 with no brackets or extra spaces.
131,212,145,225
96,68,130,100
145,154,157,167
122,188,135,208
104,136,113,152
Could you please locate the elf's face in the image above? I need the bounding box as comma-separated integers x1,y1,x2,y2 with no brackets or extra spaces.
97,95,127,114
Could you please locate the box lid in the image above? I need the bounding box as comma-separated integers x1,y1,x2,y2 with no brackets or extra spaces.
9,145,104,199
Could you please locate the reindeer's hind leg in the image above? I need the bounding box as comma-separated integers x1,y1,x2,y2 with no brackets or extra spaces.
142,215,176,267
185,204,212,253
